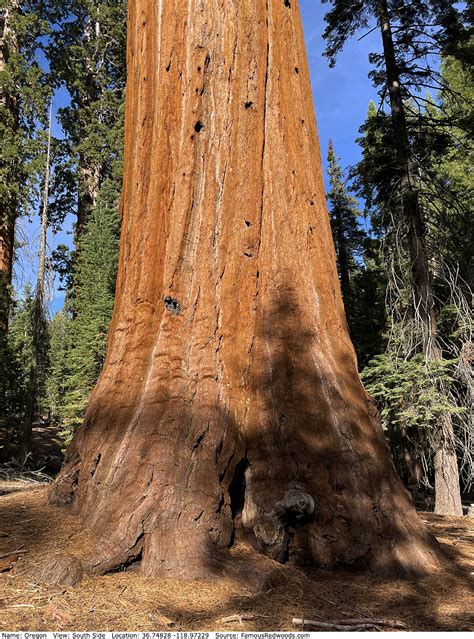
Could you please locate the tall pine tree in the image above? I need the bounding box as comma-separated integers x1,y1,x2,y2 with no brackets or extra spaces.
326,141,386,368
355,89,472,507
323,0,471,515
45,0,127,242
56,183,120,442
0,0,51,459
42,0,127,441
326,141,364,304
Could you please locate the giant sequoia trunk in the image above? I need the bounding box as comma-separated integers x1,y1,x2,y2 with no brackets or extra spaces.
52,0,440,579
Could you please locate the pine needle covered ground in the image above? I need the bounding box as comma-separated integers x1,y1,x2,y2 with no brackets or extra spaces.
0,481,472,632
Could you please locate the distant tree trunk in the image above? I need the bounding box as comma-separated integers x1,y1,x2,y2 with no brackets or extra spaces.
0,2,19,426
74,16,101,244
37,103,52,308
378,0,462,516
0,2,19,334
76,160,100,241
22,103,52,458
334,207,351,302
52,0,440,578
434,422,463,515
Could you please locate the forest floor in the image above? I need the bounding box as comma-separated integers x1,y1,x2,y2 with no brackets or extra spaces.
0,479,473,632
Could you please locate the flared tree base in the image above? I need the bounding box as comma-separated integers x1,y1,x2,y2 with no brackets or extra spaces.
51,398,440,580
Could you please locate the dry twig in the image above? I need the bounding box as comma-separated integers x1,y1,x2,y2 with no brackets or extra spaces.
0,549,28,559
220,613,269,624
293,617,406,631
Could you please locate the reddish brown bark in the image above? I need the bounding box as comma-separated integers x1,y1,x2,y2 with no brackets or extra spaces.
51,0,440,579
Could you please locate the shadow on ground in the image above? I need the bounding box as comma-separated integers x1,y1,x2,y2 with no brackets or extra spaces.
0,485,472,632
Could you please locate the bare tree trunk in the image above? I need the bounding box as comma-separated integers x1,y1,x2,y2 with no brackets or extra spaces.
51,0,440,579
76,160,100,241
74,16,101,245
37,103,52,304
434,417,462,516
22,103,52,458
378,0,462,516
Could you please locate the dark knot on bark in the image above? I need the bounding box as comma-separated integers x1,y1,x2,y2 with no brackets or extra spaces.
164,296,180,315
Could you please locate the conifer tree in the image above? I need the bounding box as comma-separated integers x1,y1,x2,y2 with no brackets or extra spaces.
326,141,364,304
326,141,386,369
44,0,127,241
0,287,34,459
0,0,51,458
55,180,120,442
323,0,470,515
46,310,69,425
354,87,472,507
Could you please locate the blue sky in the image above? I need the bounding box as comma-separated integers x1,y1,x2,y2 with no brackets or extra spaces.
16,2,381,314
300,1,380,171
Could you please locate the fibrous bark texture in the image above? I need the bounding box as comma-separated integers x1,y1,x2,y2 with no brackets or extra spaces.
52,0,440,579
434,434,463,516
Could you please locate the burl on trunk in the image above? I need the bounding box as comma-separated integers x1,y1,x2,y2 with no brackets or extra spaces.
51,0,439,578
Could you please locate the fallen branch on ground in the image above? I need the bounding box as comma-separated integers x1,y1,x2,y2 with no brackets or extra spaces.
221,613,269,624
338,618,406,628
293,617,406,631
0,549,28,559
0,464,53,485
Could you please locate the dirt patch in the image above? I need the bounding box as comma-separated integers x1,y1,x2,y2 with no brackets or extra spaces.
0,484,472,631
29,420,65,473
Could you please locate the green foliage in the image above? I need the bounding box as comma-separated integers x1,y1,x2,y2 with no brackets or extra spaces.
361,350,471,487
45,310,69,423
362,354,462,434
428,54,474,290
0,286,49,460
0,2,51,218
39,0,126,442
8,288,35,396
325,141,386,368
322,0,469,74
326,141,365,282
348,239,387,369
43,0,127,233
49,187,120,442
